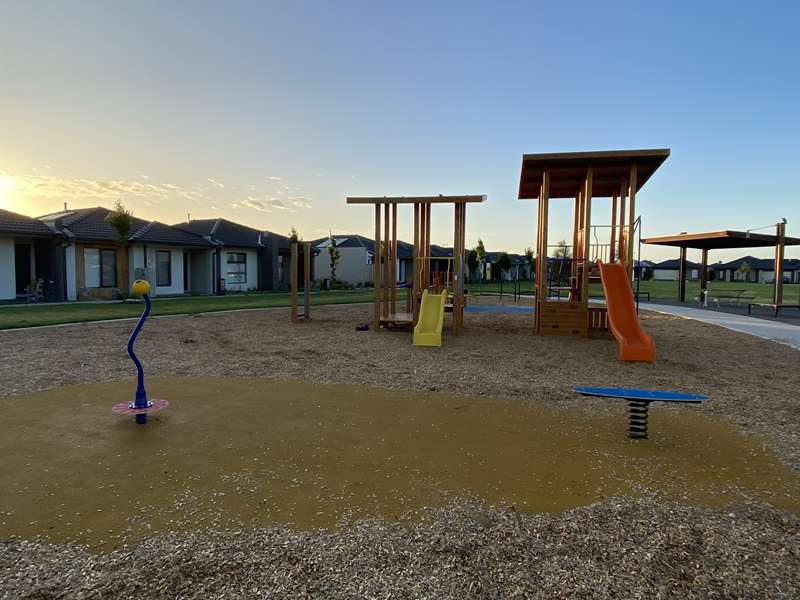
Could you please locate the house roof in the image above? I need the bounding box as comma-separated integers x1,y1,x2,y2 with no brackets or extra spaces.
174,218,264,248
39,207,210,246
643,229,800,250
710,255,791,271
652,258,701,269
518,148,670,200
0,208,54,237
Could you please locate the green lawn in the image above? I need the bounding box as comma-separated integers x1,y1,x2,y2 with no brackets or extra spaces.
0,289,406,330
471,279,799,305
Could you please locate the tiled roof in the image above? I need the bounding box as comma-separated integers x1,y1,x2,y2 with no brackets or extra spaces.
0,208,53,236
174,218,264,248
130,221,212,247
653,258,701,269
39,207,210,246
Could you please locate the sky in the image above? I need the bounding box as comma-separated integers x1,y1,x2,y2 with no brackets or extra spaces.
1,0,798,262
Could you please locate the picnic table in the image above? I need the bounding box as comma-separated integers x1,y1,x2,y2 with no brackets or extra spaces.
702,288,756,307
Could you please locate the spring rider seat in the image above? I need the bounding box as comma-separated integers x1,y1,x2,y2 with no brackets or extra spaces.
112,279,168,424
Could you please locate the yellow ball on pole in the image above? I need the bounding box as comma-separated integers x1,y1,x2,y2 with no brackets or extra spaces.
131,279,151,296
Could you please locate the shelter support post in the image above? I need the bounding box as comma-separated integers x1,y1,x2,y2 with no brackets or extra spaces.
699,248,708,305
678,246,687,303
534,171,550,334
618,179,627,264
774,221,785,309
391,203,397,313
412,202,420,323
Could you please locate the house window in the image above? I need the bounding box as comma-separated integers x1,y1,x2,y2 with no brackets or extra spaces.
156,250,172,287
227,252,247,284
84,248,116,288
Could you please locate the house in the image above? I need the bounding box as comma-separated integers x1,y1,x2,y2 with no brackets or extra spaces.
482,251,532,281
652,258,702,281
39,207,213,300
711,256,800,284
173,218,298,293
312,234,425,286
0,208,61,301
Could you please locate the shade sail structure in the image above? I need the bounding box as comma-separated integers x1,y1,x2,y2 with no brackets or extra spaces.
518,149,670,199
643,230,800,250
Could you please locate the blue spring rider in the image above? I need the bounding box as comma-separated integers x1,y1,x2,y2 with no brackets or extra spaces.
112,279,168,424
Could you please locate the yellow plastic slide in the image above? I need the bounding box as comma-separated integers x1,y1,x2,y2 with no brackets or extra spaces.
413,290,446,347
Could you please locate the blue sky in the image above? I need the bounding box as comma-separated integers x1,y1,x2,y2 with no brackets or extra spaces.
1,0,798,261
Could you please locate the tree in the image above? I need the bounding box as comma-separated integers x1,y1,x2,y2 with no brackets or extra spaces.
524,246,534,290
552,240,571,286
466,249,478,283
737,261,752,282
105,200,133,246
475,238,487,295
497,252,512,299
288,226,300,244
327,232,341,284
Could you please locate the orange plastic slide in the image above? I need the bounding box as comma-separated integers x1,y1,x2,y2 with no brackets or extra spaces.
597,260,656,363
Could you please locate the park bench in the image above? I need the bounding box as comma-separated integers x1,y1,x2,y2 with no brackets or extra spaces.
748,302,800,317
574,386,708,439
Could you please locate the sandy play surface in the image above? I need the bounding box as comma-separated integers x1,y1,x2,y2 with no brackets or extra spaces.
2,376,798,552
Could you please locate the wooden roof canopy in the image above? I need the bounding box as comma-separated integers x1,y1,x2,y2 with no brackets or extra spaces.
642,230,800,250
347,195,486,204
518,149,670,199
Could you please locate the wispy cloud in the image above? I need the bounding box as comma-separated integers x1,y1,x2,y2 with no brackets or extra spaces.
241,197,271,212
268,199,290,211
268,176,281,181
288,196,312,208
207,178,225,188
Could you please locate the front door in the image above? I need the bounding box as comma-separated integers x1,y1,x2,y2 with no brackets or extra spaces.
14,243,31,295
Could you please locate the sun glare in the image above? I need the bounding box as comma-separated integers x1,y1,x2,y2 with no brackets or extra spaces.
0,175,16,209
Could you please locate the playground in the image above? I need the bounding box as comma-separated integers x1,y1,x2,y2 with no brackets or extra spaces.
2,151,799,597
2,296,800,594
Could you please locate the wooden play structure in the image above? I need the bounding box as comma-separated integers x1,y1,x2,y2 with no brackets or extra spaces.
518,149,670,339
290,241,312,323
643,223,800,316
346,195,485,336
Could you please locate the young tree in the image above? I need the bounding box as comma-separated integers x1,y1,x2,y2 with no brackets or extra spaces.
475,238,486,295
737,261,752,283
105,200,133,246
327,232,341,284
466,248,479,283
552,240,571,286
497,252,512,299
288,226,300,244
524,246,534,291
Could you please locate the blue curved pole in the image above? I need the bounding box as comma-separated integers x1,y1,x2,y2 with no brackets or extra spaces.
127,293,151,424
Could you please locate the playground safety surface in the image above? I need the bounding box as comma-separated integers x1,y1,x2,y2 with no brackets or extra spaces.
2,376,798,551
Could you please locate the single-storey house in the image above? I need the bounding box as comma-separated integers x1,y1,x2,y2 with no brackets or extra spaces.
710,255,800,284
652,258,702,281
0,208,62,301
174,218,300,293
38,207,214,300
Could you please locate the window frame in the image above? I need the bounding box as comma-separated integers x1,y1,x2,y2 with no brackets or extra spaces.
156,250,172,287
84,248,117,288
226,252,247,284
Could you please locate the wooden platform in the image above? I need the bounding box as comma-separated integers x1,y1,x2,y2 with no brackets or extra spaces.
380,312,414,327
538,301,588,337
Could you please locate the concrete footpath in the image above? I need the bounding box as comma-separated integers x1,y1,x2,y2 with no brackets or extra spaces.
642,303,800,351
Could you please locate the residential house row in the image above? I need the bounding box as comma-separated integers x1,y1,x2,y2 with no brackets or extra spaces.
650,256,800,283
0,206,301,301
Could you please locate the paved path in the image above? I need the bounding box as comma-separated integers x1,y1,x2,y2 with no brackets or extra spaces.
642,303,800,351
